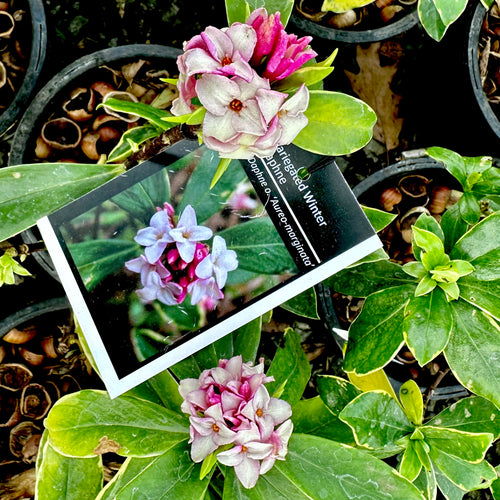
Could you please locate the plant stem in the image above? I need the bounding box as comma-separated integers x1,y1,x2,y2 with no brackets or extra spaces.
423,367,450,408
0,240,46,256
123,124,201,170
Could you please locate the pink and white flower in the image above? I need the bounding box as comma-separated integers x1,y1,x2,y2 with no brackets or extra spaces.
196,235,238,289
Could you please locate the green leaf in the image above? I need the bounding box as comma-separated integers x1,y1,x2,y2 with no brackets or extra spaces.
68,240,139,290
427,147,467,186
266,328,311,405
226,0,295,25
326,260,415,298
217,217,296,274
412,434,432,472
433,0,467,27
280,287,318,319
399,441,423,482
45,390,189,458
347,368,398,400
0,162,125,241
210,157,233,189
413,226,448,270
108,124,162,163
413,464,437,500
100,98,174,131
427,396,500,439
223,434,424,499
492,467,500,499
36,439,103,500
457,276,500,320
414,275,437,296
321,0,374,13
403,288,452,365
362,205,397,233
445,300,500,408
403,261,427,279
291,396,356,444
348,248,390,267
293,91,376,156
273,64,334,92
441,204,469,253
434,467,469,500
399,380,423,426
316,375,361,413
178,150,247,223
97,440,211,500
458,191,481,225
414,212,445,242
438,281,460,301
339,391,413,454
343,285,415,374
138,369,184,413
418,0,448,41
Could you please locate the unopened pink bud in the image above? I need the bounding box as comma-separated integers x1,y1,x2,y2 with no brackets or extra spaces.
167,248,180,266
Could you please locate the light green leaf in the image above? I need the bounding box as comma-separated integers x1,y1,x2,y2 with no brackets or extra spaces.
415,275,437,296
362,205,397,232
223,434,425,499
210,157,233,189
418,0,448,41
403,288,452,365
273,65,333,92
36,439,103,500
458,276,500,320
438,281,460,301
413,226,448,270
340,391,413,454
445,300,500,408
399,380,423,426
414,212,445,242
293,91,376,156
280,287,318,319
399,441,423,482
413,464,437,500
97,441,211,500
326,260,416,298
108,124,161,163
412,436,432,472
68,240,139,290
343,285,415,374
492,466,500,499
45,390,189,458
266,328,311,405
433,0,467,27
217,217,296,274
291,395,356,444
427,396,500,439
321,0,374,13
225,0,294,26
347,368,398,400
403,261,427,279
0,162,125,241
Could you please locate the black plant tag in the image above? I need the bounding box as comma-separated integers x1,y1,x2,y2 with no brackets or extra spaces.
242,145,377,271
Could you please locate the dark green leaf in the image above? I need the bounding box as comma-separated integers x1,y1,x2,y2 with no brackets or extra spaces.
108,124,162,163
68,240,139,290
326,260,415,298
0,163,125,241
97,440,211,500
445,300,500,408
455,276,500,320
441,204,469,253
280,287,318,319
427,147,467,185
403,288,452,365
339,391,413,454
36,440,103,500
316,375,361,414
294,91,376,156
232,316,262,363
45,390,189,457
266,328,311,404
458,192,481,225
218,217,296,274
343,285,415,374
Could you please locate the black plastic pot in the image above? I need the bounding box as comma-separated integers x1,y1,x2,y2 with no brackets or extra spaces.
290,5,419,44
8,44,182,281
0,0,46,138
467,2,500,142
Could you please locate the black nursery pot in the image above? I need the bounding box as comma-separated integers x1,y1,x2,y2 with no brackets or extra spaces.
290,3,419,43
8,44,182,281
0,0,46,137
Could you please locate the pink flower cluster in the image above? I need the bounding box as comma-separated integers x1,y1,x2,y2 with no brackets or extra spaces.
171,8,316,159
125,203,238,309
179,355,293,489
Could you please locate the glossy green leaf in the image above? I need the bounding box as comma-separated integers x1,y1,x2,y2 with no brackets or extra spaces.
294,91,376,156
459,191,481,225
413,464,437,500
428,446,496,492
427,147,467,186
399,380,423,426
343,285,415,374
326,260,415,298
225,0,294,26
222,434,424,500
413,226,448,270
291,396,356,444
455,276,500,321
273,65,333,92
316,375,361,413
412,436,432,472
399,441,422,482
280,287,318,319
428,396,500,439
403,261,427,279
492,467,500,499
36,440,103,500
138,369,184,413
266,328,311,404
100,98,174,131
439,281,460,301
218,217,296,274
441,204,469,253
445,300,500,408
340,391,413,454
97,440,211,500
462,249,500,281
108,124,162,163
434,467,468,500
68,240,139,290
433,0,467,27
414,275,437,296
45,390,189,458
403,288,452,365
0,162,125,241
362,205,397,233
232,316,262,363
347,248,389,267
414,212,445,241
347,368,398,400
418,0,448,41
321,0,373,13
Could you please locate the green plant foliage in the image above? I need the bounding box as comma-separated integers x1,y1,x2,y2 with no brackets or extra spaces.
0,163,125,241
108,124,162,163
225,0,294,26
0,249,31,286
399,380,423,426
280,287,319,319
321,0,374,13
293,91,377,156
